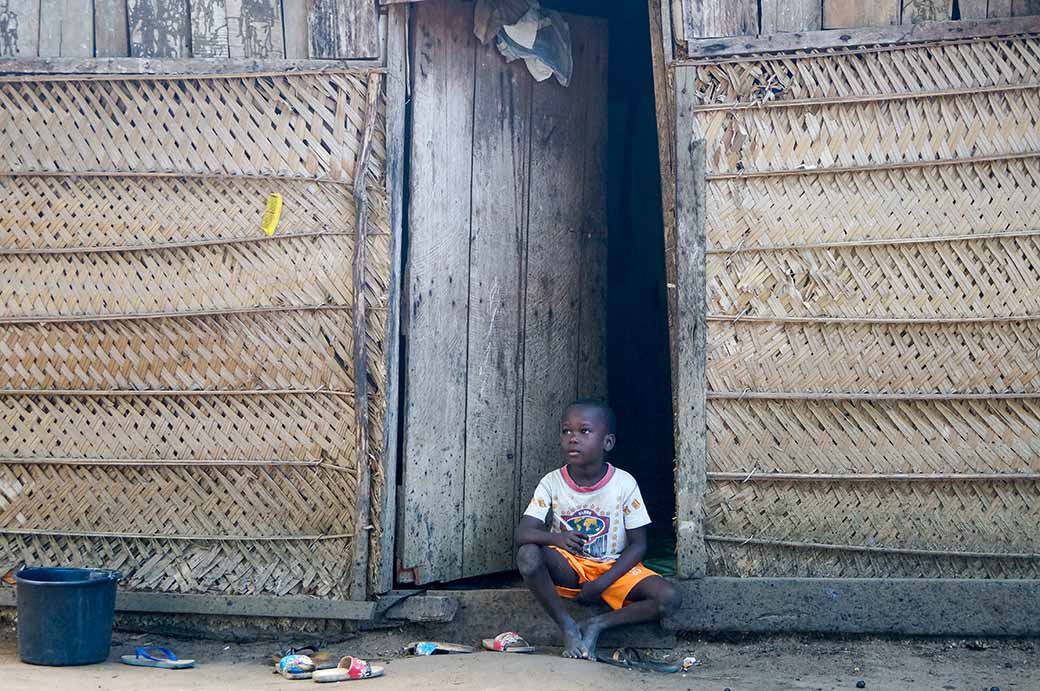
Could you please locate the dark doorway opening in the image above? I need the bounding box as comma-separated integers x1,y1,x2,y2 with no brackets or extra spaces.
550,0,676,575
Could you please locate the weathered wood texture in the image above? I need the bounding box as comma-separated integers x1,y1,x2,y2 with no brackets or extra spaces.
902,0,953,23
283,0,310,57
191,0,230,57
400,6,609,584
462,36,531,577
672,68,707,579
128,0,190,56
308,0,379,58
0,0,40,57
39,0,94,57
683,0,757,38
681,16,1040,59
94,0,130,56
823,0,900,28
401,0,474,585
760,0,821,33
5,0,374,58
672,35,1040,579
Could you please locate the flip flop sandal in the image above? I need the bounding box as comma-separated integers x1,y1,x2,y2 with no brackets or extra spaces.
277,654,315,679
406,641,475,655
313,656,385,683
480,632,535,653
595,647,680,674
120,646,196,669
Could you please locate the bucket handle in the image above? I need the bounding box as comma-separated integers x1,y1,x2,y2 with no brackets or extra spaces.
88,569,124,582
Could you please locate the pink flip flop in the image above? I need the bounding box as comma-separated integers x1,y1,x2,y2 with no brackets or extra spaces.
480,632,535,653
312,656,385,682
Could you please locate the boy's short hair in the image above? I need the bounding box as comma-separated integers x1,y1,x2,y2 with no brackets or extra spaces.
566,398,616,434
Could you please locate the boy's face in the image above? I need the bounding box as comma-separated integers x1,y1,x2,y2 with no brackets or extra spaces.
559,405,615,466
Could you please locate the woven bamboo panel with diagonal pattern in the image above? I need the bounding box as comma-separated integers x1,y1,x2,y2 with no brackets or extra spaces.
689,36,1040,578
0,70,391,599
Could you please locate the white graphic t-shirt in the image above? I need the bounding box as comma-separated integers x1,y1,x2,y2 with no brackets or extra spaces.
523,463,651,562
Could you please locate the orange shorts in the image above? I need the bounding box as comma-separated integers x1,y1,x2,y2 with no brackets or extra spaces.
549,546,658,610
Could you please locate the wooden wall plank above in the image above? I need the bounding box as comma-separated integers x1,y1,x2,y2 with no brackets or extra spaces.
39,0,94,57
988,0,1013,17
95,0,130,56
309,0,379,59
128,0,190,57
191,0,231,57
228,0,285,58
1012,0,1040,15
283,0,310,57
2,0,41,56
902,0,953,23
760,0,822,34
959,0,989,18
823,0,900,28
684,0,758,39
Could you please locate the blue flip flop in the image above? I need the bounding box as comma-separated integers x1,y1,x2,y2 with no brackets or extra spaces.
121,646,195,669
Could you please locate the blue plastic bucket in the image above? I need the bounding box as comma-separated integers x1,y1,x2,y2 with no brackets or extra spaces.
15,567,121,666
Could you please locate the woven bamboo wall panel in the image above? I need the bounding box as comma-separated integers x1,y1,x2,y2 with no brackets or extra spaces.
694,90,1040,175
708,321,1040,394
0,465,358,537
0,75,386,181
707,480,1040,553
0,237,362,318
707,157,1040,249
707,542,1040,579
0,394,352,461
0,311,354,390
708,398,1040,475
693,37,1040,106
0,175,393,250
0,533,354,596
707,236,1040,319
0,67,392,598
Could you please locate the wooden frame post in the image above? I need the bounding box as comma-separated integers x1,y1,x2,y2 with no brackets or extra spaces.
673,67,707,579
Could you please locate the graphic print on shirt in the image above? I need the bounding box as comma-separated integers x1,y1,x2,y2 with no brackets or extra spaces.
563,507,611,559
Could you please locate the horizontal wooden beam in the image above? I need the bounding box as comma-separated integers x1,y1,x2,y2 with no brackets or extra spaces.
0,589,458,622
680,15,1040,60
0,57,382,78
668,577,1040,636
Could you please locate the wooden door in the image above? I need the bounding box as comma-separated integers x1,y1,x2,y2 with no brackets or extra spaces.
399,2,607,584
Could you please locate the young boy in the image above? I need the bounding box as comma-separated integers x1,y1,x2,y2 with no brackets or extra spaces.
516,399,681,660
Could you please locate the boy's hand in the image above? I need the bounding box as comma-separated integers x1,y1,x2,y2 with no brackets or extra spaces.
552,530,586,555
577,579,607,605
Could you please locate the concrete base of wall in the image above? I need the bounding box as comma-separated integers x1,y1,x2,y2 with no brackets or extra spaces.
3,578,1038,641
670,578,1040,636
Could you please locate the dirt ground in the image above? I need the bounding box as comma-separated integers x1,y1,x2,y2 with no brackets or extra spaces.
0,624,1037,691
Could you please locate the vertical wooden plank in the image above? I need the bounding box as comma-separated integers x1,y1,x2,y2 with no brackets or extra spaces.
282,0,308,57
673,66,707,579
574,16,608,400
902,0,953,22
1012,0,1040,15
1,0,40,56
308,0,379,59
128,0,189,57
376,1,407,595
225,0,283,58
683,0,757,39
958,0,989,18
822,0,899,28
988,0,1013,15
94,0,129,56
519,78,585,505
190,0,229,57
39,0,94,57
399,0,474,586
461,40,532,578
760,0,822,33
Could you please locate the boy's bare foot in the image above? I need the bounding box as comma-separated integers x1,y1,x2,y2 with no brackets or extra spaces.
579,620,605,661
560,619,589,659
